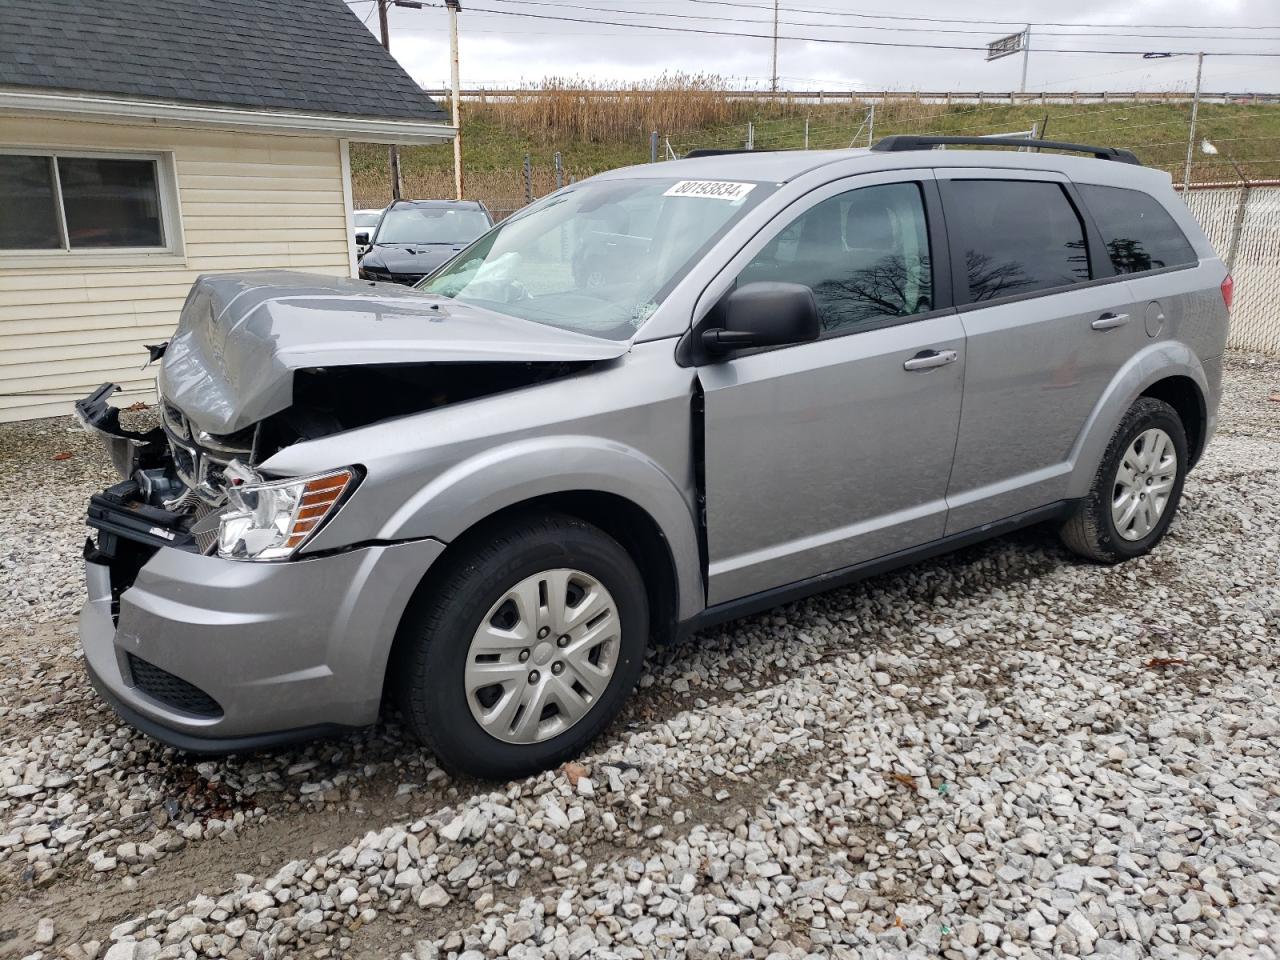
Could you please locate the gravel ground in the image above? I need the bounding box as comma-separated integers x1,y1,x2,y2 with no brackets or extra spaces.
0,353,1277,960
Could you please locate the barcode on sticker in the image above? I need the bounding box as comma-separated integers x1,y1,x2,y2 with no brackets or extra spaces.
663,180,756,202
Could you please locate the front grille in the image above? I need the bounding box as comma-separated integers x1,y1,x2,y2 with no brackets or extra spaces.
127,654,222,718
159,398,253,504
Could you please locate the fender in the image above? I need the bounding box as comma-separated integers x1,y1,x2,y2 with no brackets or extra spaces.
1066,340,1209,500
364,435,704,622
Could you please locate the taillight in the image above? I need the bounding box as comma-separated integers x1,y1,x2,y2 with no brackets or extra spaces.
1221,275,1234,311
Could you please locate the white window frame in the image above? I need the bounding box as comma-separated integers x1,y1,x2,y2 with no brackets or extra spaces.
0,146,184,263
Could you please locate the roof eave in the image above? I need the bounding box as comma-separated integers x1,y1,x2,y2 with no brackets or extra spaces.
0,88,456,144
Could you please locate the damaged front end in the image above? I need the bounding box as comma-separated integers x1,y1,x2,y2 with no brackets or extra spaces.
76,270,626,586
73,270,631,749
76,379,248,572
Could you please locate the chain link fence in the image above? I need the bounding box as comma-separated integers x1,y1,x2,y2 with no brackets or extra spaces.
1184,183,1280,354
355,154,581,222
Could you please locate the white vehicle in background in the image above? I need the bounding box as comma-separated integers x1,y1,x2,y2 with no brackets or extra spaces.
353,208,384,249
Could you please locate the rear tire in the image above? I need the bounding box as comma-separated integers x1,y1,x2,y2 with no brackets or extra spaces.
1060,397,1188,564
394,513,648,779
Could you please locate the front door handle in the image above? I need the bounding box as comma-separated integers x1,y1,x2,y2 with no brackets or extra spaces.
903,349,958,371
1091,312,1130,330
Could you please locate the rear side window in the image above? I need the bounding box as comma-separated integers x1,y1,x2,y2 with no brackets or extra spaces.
942,180,1090,302
1078,184,1197,274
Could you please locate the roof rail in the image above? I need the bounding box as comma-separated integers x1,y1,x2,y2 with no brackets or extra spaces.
683,148,787,158
871,135,1141,165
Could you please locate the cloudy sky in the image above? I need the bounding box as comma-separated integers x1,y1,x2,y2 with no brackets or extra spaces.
344,0,1279,94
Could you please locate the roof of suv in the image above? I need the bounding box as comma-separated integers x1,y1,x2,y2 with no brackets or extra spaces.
596,145,1168,188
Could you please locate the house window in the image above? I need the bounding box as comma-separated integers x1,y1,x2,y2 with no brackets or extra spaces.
0,151,172,253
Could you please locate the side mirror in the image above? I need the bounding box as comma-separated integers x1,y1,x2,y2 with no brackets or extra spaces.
701,282,820,356
355,231,370,246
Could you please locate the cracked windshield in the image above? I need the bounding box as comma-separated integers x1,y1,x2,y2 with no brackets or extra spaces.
418,177,772,339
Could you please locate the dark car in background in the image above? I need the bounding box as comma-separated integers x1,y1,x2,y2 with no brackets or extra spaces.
358,199,493,285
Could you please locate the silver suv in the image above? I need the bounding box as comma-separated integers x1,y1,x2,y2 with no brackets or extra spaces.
77,137,1229,778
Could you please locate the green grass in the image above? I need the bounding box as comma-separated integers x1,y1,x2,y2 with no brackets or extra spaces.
351,99,1280,209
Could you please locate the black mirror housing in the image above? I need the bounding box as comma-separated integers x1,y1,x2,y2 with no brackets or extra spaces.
702,282,821,355
355,232,371,246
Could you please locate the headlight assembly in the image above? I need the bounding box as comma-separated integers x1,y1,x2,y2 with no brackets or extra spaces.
216,466,356,561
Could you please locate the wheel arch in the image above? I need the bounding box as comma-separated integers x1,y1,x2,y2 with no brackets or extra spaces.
383,489,688,703
1066,343,1210,500
1139,375,1207,467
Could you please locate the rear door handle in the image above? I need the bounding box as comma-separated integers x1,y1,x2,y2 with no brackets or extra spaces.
1091,312,1130,330
903,349,959,371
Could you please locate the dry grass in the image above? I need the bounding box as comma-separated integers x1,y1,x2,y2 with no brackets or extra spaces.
475,73,800,143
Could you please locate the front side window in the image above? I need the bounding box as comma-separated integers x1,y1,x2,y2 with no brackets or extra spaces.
420,178,772,340
942,179,1090,302
737,181,933,333
376,206,491,245
1078,184,1197,274
0,152,165,252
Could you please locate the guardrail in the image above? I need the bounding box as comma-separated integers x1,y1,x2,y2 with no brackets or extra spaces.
425,89,1280,106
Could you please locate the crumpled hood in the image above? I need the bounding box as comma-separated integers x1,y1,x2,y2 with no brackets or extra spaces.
361,243,463,275
159,270,629,435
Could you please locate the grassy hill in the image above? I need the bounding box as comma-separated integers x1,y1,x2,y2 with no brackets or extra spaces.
350,85,1280,212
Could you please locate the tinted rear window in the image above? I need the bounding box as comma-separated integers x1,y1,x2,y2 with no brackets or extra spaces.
1078,184,1197,274
942,180,1090,302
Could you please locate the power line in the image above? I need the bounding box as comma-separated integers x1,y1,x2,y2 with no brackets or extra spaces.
686,0,1280,32
474,0,1280,41
410,3,1280,56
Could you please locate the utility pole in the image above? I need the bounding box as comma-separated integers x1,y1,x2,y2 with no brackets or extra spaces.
770,0,779,94
446,0,464,199
1020,26,1031,93
1182,52,1204,193
376,0,402,200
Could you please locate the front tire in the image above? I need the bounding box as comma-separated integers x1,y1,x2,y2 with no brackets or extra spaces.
1060,396,1188,564
394,514,648,779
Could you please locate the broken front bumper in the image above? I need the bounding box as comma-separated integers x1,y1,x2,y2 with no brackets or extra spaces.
74,383,166,479
81,537,446,752
75,380,445,752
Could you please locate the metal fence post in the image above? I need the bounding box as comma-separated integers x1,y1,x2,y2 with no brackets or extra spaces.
804,117,809,150
650,130,659,162
1182,52,1205,193
554,151,563,190
522,153,532,204
1225,184,1251,274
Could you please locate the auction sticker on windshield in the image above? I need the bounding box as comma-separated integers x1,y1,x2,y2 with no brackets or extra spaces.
663,180,756,202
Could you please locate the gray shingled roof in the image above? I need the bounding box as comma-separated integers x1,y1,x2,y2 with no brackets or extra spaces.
0,0,448,122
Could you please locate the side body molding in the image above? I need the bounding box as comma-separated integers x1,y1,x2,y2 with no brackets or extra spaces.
1065,340,1213,500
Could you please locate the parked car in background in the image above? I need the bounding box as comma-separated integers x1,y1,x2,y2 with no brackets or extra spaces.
353,208,384,248
77,137,1227,779
358,199,493,285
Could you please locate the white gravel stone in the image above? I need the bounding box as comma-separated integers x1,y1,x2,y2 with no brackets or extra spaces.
2,356,1279,959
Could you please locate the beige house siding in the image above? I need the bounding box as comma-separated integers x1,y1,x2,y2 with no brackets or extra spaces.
0,116,353,422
